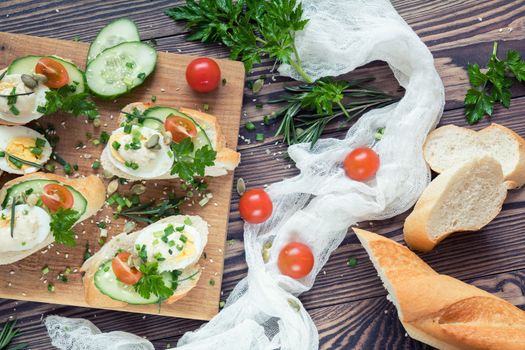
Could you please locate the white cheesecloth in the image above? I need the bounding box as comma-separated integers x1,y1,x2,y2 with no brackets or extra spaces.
45,0,444,349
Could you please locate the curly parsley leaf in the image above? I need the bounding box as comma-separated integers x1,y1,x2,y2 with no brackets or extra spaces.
464,42,525,124
134,261,173,300
37,85,99,120
50,208,80,247
170,138,216,183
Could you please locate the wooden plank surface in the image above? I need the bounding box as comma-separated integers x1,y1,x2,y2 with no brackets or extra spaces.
1,0,525,349
0,32,245,321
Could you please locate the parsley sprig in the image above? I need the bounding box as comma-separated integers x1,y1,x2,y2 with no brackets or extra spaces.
464,42,525,124
166,0,311,81
50,208,80,246
170,138,216,184
37,84,99,120
134,260,174,300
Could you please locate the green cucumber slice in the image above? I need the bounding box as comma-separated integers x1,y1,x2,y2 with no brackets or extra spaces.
87,18,141,64
7,55,86,94
94,260,173,305
143,107,212,149
1,179,87,216
86,42,157,99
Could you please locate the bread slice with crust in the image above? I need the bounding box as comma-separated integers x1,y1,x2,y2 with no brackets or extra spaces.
0,173,105,265
355,228,525,350
81,216,203,308
404,156,507,252
423,123,525,189
101,102,240,180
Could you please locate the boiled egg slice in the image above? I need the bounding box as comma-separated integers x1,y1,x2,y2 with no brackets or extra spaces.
0,125,52,174
107,125,173,178
0,204,51,252
134,218,207,273
0,73,49,124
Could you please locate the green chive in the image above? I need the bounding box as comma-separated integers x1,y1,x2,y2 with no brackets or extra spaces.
47,283,55,292
64,163,73,175
123,124,132,134
45,164,56,173
92,160,101,169
255,133,265,142
0,151,4,157
245,121,256,131
41,265,49,275
137,72,146,80
347,257,358,268
112,141,121,150
151,95,157,102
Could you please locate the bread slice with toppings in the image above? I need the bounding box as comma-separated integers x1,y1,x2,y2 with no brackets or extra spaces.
355,228,525,350
0,172,105,265
423,123,525,189
404,156,507,252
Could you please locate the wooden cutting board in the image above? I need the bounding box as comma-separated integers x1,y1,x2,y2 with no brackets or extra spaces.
0,32,245,321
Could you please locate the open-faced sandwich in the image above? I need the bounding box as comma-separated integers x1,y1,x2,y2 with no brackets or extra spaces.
101,102,240,181
81,215,207,307
0,55,90,125
0,173,105,265
0,125,52,175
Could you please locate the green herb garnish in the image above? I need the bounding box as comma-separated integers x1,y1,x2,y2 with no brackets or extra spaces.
134,261,174,300
170,138,216,184
10,198,16,238
37,85,99,120
245,121,256,131
0,319,27,350
50,208,80,246
347,257,358,268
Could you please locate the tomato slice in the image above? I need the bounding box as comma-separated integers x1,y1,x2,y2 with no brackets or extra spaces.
112,252,143,285
35,57,69,89
41,184,74,212
278,242,314,279
239,188,273,224
164,115,198,143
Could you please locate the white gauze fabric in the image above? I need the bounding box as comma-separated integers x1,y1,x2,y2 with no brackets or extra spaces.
45,0,444,349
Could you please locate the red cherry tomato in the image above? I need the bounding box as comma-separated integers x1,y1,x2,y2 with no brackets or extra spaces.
41,184,74,212
35,57,69,89
239,188,273,224
185,57,221,93
164,115,198,143
278,242,314,279
112,252,143,285
343,147,380,181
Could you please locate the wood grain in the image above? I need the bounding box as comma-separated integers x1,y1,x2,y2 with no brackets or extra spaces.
0,32,245,321
0,0,525,349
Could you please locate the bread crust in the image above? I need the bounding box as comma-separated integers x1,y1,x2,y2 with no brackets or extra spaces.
404,157,507,252
0,173,105,265
355,228,525,350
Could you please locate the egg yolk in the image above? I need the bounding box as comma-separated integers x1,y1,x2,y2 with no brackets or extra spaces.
0,82,16,92
175,239,196,262
5,137,41,170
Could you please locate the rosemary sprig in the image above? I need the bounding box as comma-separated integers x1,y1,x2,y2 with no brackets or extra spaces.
0,319,27,350
116,196,184,224
0,92,34,98
10,198,16,238
267,78,399,146
5,153,44,170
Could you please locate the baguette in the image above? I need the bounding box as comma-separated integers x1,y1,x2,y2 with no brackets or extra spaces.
404,156,507,252
81,215,204,307
0,173,105,265
355,228,525,350
100,102,240,180
423,123,525,189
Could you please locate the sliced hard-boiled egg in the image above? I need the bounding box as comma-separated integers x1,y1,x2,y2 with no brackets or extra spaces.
0,125,52,174
134,218,207,273
0,204,51,252
107,125,173,178
0,73,49,124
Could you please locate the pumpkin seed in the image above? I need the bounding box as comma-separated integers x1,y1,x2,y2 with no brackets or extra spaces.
131,184,146,195
252,78,264,93
124,220,137,234
145,134,160,149
21,74,37,89
163,132,172,145
107,179,119,195
103,170,114,179
26,193,39,207
287,298,301,312
33,74,48,83
236,178,246,196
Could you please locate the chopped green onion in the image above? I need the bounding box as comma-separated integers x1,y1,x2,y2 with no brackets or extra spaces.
245,121,256,131
41,265,49,275
347,257,358,268
47,283,55,292
255,133,265,142
92,160,101,169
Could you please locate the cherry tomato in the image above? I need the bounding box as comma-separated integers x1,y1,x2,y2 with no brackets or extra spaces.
41,184,74,212
112,252,143,285
343,147,380,181
185,57,221,93
278,242,314,279
239,188,273,224
35,57,69,89
164,115,198,143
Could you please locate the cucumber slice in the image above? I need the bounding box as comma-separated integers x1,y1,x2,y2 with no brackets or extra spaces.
143,107,212,149
94,260,173,305
1,179,87,216
87,18,140,64
86,42,157,99
7,55,86,94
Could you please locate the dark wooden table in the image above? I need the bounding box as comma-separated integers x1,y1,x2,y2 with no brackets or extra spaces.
1,1,524,349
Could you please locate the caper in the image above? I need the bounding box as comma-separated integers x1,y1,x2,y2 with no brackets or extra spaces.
145,134,160,149
21,74,37,89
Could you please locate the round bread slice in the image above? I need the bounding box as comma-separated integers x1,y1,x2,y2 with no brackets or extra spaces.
81,215,205,307
404,156,507,252
0,173,105,265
